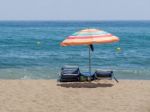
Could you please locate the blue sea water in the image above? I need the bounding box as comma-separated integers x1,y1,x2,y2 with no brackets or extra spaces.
0,21,150,79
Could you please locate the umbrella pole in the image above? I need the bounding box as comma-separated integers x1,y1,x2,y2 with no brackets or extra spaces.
89,45,91,75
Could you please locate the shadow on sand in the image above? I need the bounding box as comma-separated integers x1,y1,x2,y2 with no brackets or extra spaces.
57,82,114,88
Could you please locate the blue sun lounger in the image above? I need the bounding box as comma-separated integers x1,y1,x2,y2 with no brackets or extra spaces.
94,69,119,83
58,65,80,82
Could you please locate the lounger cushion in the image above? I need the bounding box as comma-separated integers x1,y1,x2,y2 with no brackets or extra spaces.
61,66,79,74
61,74,79,79
95,70,113,77
62,69,79,74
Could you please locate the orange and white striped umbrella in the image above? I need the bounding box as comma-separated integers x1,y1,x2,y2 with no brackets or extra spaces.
60,28,120,75
61,28,119,46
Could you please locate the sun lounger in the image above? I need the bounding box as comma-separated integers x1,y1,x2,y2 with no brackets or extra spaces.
94,69,119,83
58,65,80,82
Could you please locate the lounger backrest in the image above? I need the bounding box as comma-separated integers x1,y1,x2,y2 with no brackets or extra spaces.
61,66,80,74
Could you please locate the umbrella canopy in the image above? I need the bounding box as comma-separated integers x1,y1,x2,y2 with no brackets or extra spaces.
60,28,119,75
61,29,119,46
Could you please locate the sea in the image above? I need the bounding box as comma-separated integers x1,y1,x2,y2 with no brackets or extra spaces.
0,21,150,79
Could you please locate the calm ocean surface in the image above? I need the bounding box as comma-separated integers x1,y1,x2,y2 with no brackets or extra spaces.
0,21,150,79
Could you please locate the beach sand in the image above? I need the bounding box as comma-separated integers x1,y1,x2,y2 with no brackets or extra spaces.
0,80,150,112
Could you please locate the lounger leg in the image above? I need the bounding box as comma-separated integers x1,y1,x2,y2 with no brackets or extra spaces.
112,73,119,83
113,76,119,83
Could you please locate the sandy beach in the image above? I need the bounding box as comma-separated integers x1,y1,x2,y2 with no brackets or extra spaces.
0,80,150,112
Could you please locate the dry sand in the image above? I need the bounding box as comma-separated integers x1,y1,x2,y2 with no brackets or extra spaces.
0,80,150,112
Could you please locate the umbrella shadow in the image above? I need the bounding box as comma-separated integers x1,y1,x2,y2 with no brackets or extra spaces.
57,82,114,88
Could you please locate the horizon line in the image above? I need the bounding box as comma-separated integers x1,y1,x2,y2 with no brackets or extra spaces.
0,19,150,22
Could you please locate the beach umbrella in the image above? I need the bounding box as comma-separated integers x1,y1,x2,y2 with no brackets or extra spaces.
60,28,119,75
